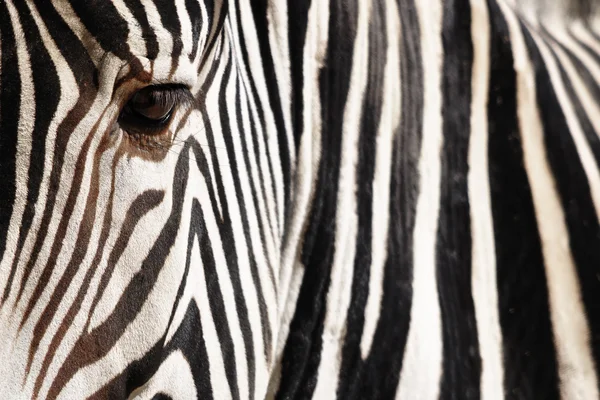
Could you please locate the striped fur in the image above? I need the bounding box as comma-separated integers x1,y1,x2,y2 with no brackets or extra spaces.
0,0,600,399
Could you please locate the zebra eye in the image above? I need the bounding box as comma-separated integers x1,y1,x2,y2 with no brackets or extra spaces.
119,84,191,135
130,86,175,121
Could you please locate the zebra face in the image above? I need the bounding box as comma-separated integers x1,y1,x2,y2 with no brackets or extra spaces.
0,1,281,398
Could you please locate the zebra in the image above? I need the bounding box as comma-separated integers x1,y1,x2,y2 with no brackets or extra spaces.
0,0,600,398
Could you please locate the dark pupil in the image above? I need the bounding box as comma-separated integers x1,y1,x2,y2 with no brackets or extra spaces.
131,87,173,121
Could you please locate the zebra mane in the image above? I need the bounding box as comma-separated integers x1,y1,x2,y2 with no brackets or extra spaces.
561,0,596,16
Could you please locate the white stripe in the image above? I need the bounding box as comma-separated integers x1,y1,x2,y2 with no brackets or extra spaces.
569,21,600,60
396,0,444,398
225,61,272,399
127,350,198,400
190,232,233,400
546,34,600,215
185,202,233,400
267,0,296,179
237,85,279,301
273,0,328,374
312,0,371,397
224,13,281,265
139,0,174,77
237,83,279,338
228,1,285,237
199,77,250,400
112,0,147,56
499,4,600,399
360,0,401,359
191,0,210,66
175,0,194,57
0,0,35,304
551,24,600,86
13,0,78,302
468,0,504,399
50,0,104,66
0,1,36,394
53,189,185,398
0,0,79,311
17,53,123,332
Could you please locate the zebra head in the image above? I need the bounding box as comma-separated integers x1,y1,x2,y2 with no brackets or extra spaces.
6,1,600,399
0,1,295,398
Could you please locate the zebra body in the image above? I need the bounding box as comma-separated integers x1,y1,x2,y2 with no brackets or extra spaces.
0,0,599,399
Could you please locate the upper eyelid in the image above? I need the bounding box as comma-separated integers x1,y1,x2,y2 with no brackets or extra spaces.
122,84,197,110
145,85,196,108
160,87,196,107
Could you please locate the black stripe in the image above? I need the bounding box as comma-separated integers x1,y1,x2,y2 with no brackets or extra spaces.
207,62,260,400
522,20,600,382
487,2,560,398
541,31,600,182
357,0,422,397
91,195,201,399
151,394,173,400
33,190,165,394
237,81,278,271
191,134,274,372
236,0,287,233
336,0,387,398
3,0,62,304
46,137,190,399
246,94,278,289
152,0,184,73
437,0,481,398
185,0,203,61
16,0,99,304
195,195,241,400
70,2,133,61
0,1,22,302
170,198,220,400
197,0,227,74
553,30,600,103
166,299,213,400
276,0,359,397
124,0,160,60
233,82,275,361
287,0,312,148
196,49,249,400
568,24,600,67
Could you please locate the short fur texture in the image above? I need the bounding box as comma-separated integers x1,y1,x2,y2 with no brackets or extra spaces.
0,0,599,399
